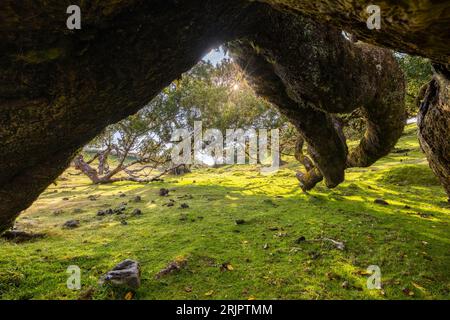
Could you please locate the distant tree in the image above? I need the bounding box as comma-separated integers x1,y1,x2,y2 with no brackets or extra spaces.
168,59,289,166
74,95,181,184
396,54,433,116
75,58,298,183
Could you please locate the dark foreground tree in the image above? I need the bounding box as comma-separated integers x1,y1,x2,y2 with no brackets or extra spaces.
1,0,449,232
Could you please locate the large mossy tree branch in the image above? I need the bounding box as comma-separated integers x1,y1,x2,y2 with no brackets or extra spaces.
228,7,406,190
0,0,449,232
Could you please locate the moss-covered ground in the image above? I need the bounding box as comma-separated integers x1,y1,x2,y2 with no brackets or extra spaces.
0,124,449,300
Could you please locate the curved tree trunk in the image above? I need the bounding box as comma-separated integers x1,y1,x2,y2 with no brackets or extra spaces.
0,0,449,232
228,8,405,190
418,69,450,200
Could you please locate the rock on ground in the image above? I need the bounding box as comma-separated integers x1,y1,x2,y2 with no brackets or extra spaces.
63,220,80,229
100,259,141,289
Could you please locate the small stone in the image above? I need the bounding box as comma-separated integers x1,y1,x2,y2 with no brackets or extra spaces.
97,208,113,216
159,188,169,196
374,198,389,205
63,220,80,229
132,195,142,202
114,203,127,214
73,208,83,213
295,236,306,243
119,193,126,198
120,219,128,225
87,195,98,201
167,202,174,207
235,219,245,225
62,197,69,201
132,208,142,216
180,203,189,209
100,259,141,289
341,281,349,289
53,209,64,216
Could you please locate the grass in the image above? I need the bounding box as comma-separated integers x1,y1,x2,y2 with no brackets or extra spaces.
0,124,449,300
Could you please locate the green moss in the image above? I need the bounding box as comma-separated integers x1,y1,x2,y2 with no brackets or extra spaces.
0,123,448,300
380,165,440,186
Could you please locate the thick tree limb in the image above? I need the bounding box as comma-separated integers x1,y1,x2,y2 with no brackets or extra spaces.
0,0,448,232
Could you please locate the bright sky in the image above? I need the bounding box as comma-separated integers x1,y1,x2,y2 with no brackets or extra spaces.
202,46,228,65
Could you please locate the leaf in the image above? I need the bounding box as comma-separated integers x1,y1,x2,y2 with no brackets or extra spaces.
248,295,256,300
124,291,134,300
220,262,234,271
205,290,214,296
412,282,425,292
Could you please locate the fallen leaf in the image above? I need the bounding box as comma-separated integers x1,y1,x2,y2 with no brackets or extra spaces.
124,292,134,300
220,262,234,271
412,282,425,292
205,290,214,296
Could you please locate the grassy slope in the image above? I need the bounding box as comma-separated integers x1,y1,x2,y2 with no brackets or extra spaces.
0,124,449,300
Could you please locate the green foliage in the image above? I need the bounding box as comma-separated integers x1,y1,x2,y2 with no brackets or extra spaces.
170,59,284,132
396,54,433,116
89,58,294,167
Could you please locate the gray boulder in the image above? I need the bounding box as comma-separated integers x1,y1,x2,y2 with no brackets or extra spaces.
100,259,141,289
63,220,80,229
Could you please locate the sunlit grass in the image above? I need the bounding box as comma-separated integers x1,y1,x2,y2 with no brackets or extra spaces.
0,124,449,300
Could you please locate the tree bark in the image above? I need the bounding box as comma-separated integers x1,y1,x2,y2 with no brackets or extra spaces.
1,0,449,232
418,70,450,200
228,8,405,190
98,149,111,175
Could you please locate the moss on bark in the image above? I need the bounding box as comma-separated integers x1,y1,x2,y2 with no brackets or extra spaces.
0,0,449,232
